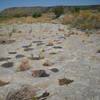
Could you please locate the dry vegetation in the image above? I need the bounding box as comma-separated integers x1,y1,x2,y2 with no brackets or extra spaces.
0,13,54,25
62,10,100,30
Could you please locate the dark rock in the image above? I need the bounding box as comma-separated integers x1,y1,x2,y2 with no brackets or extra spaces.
0,57,11,62
0,39,15,44
59,78,74,86
53,46,62,49
50,68,59,73
37,43,45,46
1,62,14,68
33,41,42,43
8,52,17,54
22,45,32,48
32,70,49,77
16,55,25,59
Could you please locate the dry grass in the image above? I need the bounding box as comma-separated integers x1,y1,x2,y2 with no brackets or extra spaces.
62,10,100,30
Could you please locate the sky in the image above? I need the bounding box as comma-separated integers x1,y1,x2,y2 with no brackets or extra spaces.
0,0,100,10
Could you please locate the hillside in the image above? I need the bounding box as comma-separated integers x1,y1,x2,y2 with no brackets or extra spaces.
0,5,100,15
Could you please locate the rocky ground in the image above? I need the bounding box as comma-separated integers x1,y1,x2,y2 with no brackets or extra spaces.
0,23,100,100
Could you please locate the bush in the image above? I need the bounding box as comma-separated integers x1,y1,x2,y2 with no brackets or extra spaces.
71,7,80,13
32,13,42,18
54,6,64,18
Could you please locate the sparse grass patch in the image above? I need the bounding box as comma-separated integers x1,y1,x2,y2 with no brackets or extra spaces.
32,96,37,100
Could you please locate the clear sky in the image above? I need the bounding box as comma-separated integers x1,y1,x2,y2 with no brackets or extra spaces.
0,0,100,10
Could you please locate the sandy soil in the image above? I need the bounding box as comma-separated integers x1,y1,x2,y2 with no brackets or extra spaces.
0,23,100,100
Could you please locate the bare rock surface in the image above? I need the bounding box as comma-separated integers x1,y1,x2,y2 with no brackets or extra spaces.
0,23,100,100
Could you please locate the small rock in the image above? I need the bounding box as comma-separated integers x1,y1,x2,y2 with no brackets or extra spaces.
22,44,32,48
53,46,62,49
0,39,15,44
37,43,45,46
50,68,59,72
37,91,50,99
1,62,14,68
59,78,74,86
32,70,49,77
33,41,43,43
46,42,54,46
0,57,11,62
8,52,17,54
43,60,54,66
16,59,31,72
24,48,33,51
16,54,25,59
0,78,11,87
49,51,57,55
28,54,44,60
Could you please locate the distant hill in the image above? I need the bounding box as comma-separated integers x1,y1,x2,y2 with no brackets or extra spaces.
0,5,100,15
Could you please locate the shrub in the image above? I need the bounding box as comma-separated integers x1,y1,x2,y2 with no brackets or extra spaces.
32,13,42,18
54,6,64,18
71,7,80,13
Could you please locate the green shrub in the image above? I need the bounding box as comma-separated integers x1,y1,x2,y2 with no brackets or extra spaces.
32,13,42,18
54,6,64,18
71,7,80,13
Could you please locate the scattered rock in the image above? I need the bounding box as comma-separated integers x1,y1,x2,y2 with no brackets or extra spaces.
22,44,32,48
24,48,33,51
58,36,66,39
53,46,62,49
1,62,14,68
0,57,11,62
32,70,49,77
0,78,11,87
28,54,44,60
16,54,25,59
0,39,15,44
37,91,50,99
37,43,45,46
16,59,31,72
33,41,43,43
58,28,64,32
43,60,54,66
59,78,74,86
8,52,17,54
46,42,54,46
50,68,59,73
49,51,57,55
5,85,36,100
